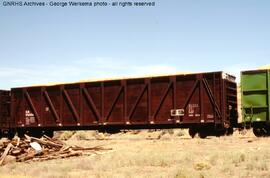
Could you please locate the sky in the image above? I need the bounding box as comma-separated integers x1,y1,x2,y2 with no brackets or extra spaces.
0,0,270,89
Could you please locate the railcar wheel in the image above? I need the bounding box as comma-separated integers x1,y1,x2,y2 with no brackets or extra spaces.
198,130,207,139
215,130,226,137
188,128,197,138
226,127,234,136
253,127,264,137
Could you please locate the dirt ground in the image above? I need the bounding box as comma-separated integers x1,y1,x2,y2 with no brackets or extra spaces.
1,129,270,178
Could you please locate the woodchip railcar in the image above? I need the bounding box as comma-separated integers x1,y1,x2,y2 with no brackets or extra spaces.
0,71,238,138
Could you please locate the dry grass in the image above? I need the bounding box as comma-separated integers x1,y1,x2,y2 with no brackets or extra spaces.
1,129,270,178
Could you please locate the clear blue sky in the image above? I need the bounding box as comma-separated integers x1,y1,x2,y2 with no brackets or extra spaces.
0,0,270,89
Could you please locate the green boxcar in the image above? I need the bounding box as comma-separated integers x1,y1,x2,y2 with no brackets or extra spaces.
241,69,270,136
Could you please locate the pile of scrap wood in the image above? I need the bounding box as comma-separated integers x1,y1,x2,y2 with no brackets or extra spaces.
0,135,112,166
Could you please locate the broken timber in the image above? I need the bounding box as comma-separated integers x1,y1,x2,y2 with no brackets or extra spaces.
0,135,112,166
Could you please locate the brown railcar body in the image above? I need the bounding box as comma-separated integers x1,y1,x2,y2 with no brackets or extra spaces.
8,71,237,137
0,90,11,133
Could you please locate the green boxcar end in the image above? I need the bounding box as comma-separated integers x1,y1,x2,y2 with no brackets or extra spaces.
241,69,270,124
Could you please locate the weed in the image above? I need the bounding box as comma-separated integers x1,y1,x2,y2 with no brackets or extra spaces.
194,162,211,171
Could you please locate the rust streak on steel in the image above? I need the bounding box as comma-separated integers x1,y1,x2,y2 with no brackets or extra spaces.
122,80,128,124
79,84,83,124
147,79,152,123
202,79,222,118
213,73,216,123
182,80,199,109
24,90,40,124
101,82,104,123
128,84,148,119
44,90,60,123
172,76,177,109
105,86,124,122
199,76,204,122
82,88,101,121
153,82,173,119
60,86,63,125
63,89,80,123
221,77,226,124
